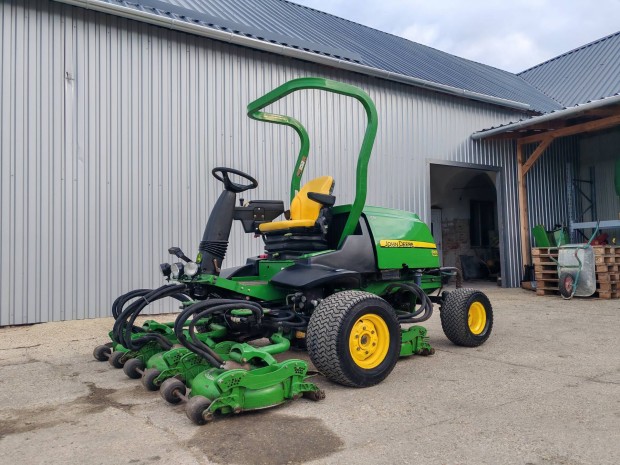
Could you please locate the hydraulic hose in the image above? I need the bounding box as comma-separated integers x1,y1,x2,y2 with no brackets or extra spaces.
110,289,153,344
385,282,434,323
113,284,189,351
263,309,309,329
111,291,151,344
123,285,190,350
174,299,264,368
111,289,151,320
112,286,181,346
173,299,236,367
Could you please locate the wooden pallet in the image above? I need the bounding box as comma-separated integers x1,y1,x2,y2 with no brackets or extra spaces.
531,246,620,299
592,246,620,299
533,247,560,296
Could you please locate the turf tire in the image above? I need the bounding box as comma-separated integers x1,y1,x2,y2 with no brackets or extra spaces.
306,290,400,388
440,288,493,347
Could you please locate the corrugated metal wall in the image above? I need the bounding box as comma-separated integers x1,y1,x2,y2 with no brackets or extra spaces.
579,129,620,223
1,0,564,324
524,137,580,231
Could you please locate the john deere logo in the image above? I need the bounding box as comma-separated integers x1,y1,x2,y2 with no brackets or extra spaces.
379,240,437,249
380,240,415,248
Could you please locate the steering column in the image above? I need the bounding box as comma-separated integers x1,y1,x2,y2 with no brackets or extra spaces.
199,167,258,275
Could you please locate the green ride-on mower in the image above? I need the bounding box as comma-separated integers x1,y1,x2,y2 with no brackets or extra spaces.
93,77,493,424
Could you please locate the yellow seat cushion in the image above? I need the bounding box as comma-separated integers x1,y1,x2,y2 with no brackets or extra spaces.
258,219,317,232
258,176,334,233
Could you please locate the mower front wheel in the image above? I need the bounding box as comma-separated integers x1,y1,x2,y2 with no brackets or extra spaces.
142,369,162,391
93,344,112,362
440,288,493,347
306,290,400,388
123,358,145,379
186,396,213,425
108,351,126,368
160,378,186,404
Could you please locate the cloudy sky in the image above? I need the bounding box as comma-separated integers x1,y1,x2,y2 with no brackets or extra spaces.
293,0,620,73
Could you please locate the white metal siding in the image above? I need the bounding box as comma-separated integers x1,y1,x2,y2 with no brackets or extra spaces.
1,0,564,324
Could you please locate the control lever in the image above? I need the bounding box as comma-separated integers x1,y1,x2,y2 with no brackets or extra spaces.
168,247,192,263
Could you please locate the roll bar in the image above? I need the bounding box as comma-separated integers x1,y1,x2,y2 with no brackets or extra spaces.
247,77,378,246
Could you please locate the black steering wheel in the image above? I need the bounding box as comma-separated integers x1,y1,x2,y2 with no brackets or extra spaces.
211,167,258,193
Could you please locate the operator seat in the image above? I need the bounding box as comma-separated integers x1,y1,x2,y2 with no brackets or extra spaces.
258,176,335,233
259,176,336,256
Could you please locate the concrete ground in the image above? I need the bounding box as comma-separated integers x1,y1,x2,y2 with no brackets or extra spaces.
0,284,619,465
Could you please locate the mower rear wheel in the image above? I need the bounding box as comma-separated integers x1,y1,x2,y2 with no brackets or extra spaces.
440,288,493,347
142,369,162,391
123,358,145,379
186,396,213,425
160,378,186,404
307,290,400,388
93,344,112,362
108,351,126,368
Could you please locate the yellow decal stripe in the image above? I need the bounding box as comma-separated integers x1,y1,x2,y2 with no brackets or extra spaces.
379,240,436,249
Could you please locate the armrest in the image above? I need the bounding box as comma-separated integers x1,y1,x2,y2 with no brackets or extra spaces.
307,192,336,207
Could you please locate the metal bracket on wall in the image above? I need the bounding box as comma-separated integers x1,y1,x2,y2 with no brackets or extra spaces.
568,164,597,241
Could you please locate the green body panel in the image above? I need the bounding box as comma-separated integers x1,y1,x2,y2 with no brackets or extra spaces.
146,324,227,374
362,206,440,270
189,263,294,301
146,330,292,389
399,326,433,357
123,341,171,364
189,360,319,413
179,331,320,413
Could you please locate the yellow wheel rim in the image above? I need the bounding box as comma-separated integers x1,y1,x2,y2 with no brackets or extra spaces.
468,302,487,335
349,313,390,369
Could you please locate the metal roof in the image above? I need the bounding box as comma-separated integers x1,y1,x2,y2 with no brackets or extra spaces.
519,32,620,108
56,0,563,113
472,94,620,140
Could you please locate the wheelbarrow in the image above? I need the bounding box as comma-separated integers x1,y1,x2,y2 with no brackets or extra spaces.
552,224,599,299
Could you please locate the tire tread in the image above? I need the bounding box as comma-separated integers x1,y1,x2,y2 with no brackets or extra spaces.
439,288,493,347
307,290,398,387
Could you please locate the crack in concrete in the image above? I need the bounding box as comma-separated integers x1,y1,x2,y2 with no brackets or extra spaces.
434,347,618,384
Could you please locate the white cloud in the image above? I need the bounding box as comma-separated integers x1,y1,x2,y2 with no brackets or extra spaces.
293,0,620,72
399,23,441,47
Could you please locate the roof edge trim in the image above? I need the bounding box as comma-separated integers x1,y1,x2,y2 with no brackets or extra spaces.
471,94,620,140
54,0,531,111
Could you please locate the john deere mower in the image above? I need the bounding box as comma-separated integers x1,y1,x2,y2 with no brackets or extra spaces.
94,77,493,424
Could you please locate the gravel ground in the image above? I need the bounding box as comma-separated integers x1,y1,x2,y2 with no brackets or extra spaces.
0,283,619,465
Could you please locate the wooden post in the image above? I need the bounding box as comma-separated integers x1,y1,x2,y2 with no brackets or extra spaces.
517,136,553,273
517,142,531,270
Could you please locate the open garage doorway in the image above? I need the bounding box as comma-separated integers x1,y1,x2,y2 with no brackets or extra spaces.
430,163,503,285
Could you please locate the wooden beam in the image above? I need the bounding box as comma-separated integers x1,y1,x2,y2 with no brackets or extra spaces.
517,113,620,145
579,108,620,118
517,143,531,268
521,136,553,175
